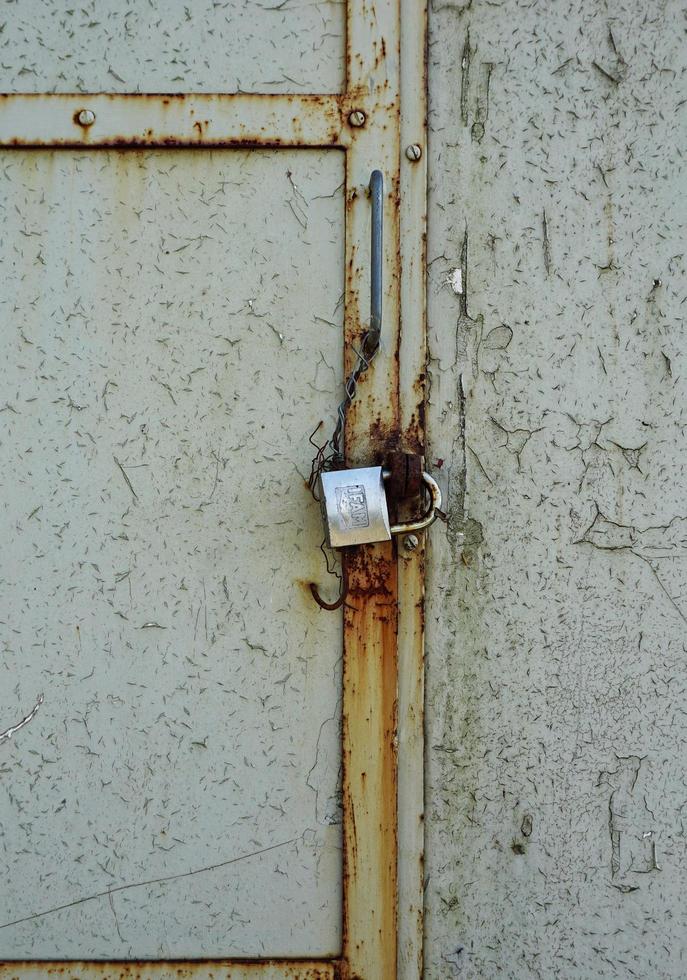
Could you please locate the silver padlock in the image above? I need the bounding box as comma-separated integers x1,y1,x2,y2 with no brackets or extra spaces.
318,465,442,548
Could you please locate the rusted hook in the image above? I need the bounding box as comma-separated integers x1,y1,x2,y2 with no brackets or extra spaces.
310,559,349,611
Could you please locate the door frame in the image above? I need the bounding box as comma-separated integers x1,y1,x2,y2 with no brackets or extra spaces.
0,2,427,977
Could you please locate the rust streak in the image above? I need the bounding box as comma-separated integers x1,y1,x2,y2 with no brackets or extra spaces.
0,962,340,980
0,90,394,150
342,543,398,979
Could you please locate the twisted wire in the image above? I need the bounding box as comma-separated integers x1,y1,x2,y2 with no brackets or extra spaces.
308,327,380,495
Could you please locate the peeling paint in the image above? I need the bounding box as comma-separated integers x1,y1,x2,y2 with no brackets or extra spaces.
0,0,345,96
425,0,687,976
0,0,416,975
0,694,44,745
0,149,345,961
445,268,463,295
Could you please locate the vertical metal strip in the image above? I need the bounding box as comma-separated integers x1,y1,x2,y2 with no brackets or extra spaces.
343,1,401,978
397,2,429,978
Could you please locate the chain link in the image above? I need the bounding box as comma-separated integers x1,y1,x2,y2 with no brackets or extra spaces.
308,327,380,497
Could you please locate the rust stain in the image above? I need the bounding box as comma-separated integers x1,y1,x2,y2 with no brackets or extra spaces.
342,544,398,979
345,549,395,602
0,0,414,975
367,417,402,460
339,0,403,968
0,90,393,150
8,135,344,150
0,963,340,979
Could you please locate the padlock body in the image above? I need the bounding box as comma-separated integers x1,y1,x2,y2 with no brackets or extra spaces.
318,466,391,548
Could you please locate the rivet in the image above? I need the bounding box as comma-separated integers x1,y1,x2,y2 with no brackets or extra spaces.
405,143,423,161
403,533,420,552
76,108,96,127
348,109,366,128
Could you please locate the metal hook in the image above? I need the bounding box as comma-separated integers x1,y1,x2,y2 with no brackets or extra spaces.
309,171,383,611
310,559,349,611
324,170,383,465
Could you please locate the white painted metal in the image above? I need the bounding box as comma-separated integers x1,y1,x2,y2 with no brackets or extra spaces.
425,1,687,978
397,1,427,977
0,2,431,975
0,148,344,960
0,0,344,94
0,93,352,149
1,967,336,980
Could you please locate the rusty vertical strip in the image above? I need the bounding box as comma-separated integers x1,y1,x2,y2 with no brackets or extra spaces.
343,1,402,978
396,549,425,980
342,545,398,980
397,1,429,977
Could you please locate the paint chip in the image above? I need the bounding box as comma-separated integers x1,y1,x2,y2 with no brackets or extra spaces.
446,268,463,294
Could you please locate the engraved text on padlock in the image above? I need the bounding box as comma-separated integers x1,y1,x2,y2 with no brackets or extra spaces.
318,467,391,548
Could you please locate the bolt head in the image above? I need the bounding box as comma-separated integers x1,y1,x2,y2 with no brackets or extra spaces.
403,534,420,552
76,108,96,127
348,109,366,128
405,143,423,161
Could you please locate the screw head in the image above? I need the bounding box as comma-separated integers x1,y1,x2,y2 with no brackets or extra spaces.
76,108,96,127
405,143,423,161
403,534,420,552
348,109,366,128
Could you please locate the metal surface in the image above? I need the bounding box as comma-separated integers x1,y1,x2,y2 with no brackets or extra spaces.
0,0,429,976
0,148,344,961
347,110,366,128
0,0,344,96
0,93,356,148
389,473,441,537
341,3,402,977
425,1,687,978
319,467,440,548
321,171,384,476
0,965,337,980
396,2,429,976
0,694,44,744
319,467,391,548
76,109,96,127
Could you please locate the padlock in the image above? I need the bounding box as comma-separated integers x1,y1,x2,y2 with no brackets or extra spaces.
317,465,441,548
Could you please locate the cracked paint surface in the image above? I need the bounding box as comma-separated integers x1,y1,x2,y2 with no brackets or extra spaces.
0,694,44,744
0,149,344,960
425,0,687,977
0,0,345,95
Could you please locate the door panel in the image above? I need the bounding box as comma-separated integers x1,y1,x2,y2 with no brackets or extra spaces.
0,0,345,95
0,1,429,976
0,148,343,960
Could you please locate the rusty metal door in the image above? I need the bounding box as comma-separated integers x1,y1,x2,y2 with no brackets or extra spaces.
0,3,427,978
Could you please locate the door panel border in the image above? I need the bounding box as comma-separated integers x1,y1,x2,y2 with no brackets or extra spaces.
0,963,335,980
0,93,356,148
0,2,427,977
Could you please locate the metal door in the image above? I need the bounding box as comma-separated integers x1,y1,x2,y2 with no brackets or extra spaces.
0,2,427,978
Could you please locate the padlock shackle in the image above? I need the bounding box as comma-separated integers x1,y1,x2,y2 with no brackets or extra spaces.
387,471,442,536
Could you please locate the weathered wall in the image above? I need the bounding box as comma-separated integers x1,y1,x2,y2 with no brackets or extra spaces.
425,1,687,977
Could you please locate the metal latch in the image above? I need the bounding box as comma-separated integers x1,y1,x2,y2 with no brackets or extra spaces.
308,172,442,608
317,463,442,549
